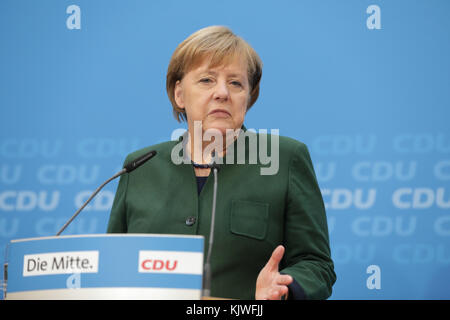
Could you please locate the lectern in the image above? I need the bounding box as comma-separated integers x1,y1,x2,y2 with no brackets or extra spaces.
4,234,204,299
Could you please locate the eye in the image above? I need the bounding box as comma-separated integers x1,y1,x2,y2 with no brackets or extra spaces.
199,78,213,84
230,81,242,87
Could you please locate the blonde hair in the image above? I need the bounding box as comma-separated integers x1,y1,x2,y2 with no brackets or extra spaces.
166,25,263,122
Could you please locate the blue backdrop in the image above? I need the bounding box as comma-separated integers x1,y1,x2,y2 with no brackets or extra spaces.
1,0,449,299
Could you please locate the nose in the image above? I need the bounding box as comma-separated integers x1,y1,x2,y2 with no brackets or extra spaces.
212,79,229,101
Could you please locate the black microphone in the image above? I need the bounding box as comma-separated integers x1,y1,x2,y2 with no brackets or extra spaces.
56,150,157,236
124,150,157,173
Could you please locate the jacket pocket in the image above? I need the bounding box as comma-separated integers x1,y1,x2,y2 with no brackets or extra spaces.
230,200,269,240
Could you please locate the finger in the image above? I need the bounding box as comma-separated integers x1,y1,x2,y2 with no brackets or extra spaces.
276,274,293,286
270,290,279,300
279,285,289,297
265,245,285,271
269,286,289,300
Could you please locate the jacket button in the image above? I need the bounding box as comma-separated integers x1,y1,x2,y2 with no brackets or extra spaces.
185,216,196,226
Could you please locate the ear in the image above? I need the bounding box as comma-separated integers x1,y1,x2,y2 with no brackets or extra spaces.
174,80,185,110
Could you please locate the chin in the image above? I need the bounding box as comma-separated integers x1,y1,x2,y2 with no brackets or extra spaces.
204,126,228,136
203,120,236,135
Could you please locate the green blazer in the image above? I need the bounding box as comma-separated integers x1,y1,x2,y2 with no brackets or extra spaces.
107,131,336,300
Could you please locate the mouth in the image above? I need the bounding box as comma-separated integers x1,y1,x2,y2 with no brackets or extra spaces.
208,109,231,118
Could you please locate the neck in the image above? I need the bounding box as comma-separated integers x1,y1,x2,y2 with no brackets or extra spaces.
186,127,240,165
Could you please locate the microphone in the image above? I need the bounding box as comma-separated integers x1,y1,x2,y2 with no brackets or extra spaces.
124,150,157,173
55,150,157,236
202,153,220,297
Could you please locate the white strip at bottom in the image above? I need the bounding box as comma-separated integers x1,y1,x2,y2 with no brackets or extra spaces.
6,287,202,300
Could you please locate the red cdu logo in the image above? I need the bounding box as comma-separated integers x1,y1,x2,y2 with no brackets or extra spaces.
138,250,203,275
141,259,178,271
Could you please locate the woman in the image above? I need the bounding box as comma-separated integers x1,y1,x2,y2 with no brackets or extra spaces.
107,25,336,300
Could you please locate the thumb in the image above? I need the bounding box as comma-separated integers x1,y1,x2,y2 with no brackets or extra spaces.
265,245,285,272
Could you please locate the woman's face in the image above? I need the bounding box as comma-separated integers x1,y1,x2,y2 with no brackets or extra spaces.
174,56,250,136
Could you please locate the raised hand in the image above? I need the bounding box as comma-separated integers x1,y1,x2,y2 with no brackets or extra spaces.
255,245,293,300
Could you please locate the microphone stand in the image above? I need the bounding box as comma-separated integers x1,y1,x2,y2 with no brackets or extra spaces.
55,169,126,236
202,163,219,297
55,150,157,236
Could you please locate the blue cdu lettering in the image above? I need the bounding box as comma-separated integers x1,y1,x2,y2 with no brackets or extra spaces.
332,244,376,264
393,244,450,264
434,216,450,236
37,165,100,185
314,162,336,182
434,160,450,181
74,190,114,211
352,216,417,237
76,138,140,158
0,191,60,211
392,188,450,209
393,134,450,154
0,218,20,237
352,161,417,182
0,165,22,184
312,134,377,155
321,188,376,210
0,139,62,158
36,217,98,236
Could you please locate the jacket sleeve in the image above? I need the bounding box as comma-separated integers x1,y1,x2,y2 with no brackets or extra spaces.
280,142,336,299
106,158,130,233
